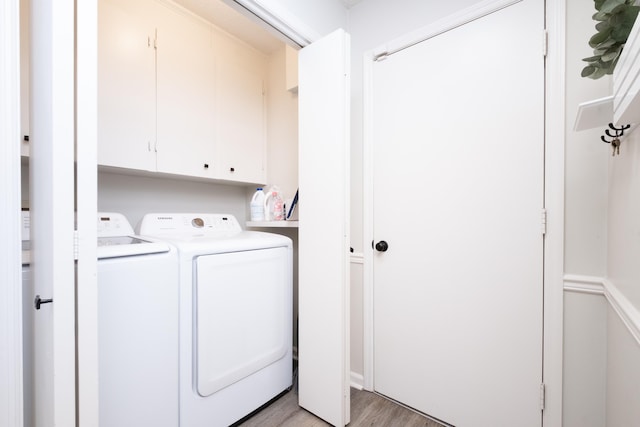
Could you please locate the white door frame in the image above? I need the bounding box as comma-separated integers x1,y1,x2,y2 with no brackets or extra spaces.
0,0,24,425
362,1,565,426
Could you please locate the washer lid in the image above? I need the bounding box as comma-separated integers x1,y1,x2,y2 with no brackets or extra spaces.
97,236,170,259
97,212,169,259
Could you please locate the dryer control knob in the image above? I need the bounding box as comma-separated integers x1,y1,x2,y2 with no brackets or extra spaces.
192,218,204,228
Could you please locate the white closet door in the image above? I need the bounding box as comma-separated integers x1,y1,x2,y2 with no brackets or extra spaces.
371,1,544,426
298,28,351,427
30,1,77,426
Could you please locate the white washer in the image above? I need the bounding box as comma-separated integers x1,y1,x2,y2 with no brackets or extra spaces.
96,212,179,427
138,213,293,427
21,211,34,427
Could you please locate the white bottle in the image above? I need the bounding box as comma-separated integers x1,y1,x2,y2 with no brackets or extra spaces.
264,187,285,221
250,188,266,221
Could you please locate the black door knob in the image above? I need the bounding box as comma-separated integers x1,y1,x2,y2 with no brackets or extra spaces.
375,241,389,252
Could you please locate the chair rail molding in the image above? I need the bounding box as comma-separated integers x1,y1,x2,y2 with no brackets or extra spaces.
564,274,640,346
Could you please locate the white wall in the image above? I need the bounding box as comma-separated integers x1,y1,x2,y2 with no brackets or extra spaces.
562,0,610,424
565,0,609,276
606,307,640,427
605,45,640,427
263,45,298,202
562,291,607,427
98,172,247,230
564,0,640,424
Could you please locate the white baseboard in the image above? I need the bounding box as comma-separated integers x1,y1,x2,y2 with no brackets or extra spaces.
350,372,364,390
564,274,640,346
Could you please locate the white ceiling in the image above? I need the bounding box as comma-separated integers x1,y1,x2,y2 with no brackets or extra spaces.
170,0,365,54
172,0,285,54
340,0,364,8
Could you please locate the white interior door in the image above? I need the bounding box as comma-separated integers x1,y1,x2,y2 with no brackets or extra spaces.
1,0,24,425
298,28,351,427
371,1,544,426
30,1,77,426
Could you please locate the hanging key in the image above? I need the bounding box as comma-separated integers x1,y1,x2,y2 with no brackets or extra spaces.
611,138,621,156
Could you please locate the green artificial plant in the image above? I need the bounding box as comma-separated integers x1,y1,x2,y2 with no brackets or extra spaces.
582,0,640,79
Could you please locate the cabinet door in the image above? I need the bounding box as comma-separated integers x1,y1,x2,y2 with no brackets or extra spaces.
216,61,266,184
98,0,156,171
155,7,216,179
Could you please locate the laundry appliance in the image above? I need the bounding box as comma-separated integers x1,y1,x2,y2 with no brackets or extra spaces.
138,213,293,427
96,212,179,427
21,211,34,427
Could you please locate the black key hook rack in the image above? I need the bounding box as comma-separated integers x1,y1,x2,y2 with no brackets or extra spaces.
601,123,631,156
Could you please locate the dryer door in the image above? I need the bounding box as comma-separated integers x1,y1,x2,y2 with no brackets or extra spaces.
195,246,290,397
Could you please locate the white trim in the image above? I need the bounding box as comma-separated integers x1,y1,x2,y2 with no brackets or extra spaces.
362,48,375,392
563,275,640,347
350,252,364,264
563,274,605,295
542,0,566,425
372,0,522,59
605,279,640,347
76,0,100,425
350,372,364,391
0,0,24,425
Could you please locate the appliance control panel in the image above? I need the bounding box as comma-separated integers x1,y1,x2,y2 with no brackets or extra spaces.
21,211,30,242
97,212,135,237
138,213,242,236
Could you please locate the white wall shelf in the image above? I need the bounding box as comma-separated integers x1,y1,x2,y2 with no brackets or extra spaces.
246,220,299,228
574,95,614,131
614,5,640,125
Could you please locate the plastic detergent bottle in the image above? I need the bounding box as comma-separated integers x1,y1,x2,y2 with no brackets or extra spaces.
250,188,266,221
264,187,285,221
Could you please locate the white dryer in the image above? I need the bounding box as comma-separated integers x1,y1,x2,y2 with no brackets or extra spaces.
138,213,293,427
96,212,179,427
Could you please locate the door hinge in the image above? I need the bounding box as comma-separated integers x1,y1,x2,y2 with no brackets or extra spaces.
153,29,158,50
542,29,548,57
540,383,546,411
73,230,79,260
541,208,547,235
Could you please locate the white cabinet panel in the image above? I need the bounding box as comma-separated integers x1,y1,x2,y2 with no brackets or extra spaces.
98,0,156,171
156,7,216,178
216,61,265,183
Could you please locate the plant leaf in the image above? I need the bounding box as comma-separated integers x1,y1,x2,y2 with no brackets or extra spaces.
601,49,620,61
612,23,633,41
600,0,626,14
589,67,609,79
582,65,597,77
582,55,602,62
589,27,613,47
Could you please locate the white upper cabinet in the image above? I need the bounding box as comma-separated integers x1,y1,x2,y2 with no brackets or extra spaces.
216,60,266,183
98,0,267,184
155,5,216,179
98,0,156,171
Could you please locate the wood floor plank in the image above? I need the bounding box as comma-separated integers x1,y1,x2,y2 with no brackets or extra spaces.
236,388,444,427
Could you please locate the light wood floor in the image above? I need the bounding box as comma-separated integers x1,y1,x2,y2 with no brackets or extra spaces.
236,387,446,427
